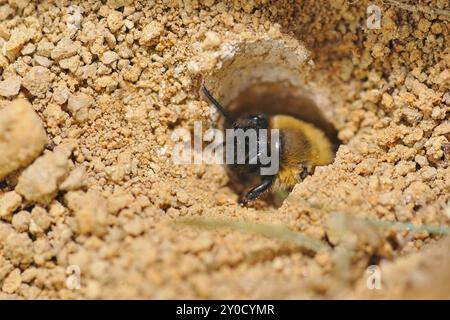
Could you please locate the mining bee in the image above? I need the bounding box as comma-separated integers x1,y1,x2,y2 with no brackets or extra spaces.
202,86,334,205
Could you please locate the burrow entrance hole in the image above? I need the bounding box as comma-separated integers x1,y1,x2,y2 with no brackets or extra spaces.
202,39,341,207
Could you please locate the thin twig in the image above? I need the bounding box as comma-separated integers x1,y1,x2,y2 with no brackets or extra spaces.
383,0,450,18
175,217,331,253
362,217,450,235
288,196,450,235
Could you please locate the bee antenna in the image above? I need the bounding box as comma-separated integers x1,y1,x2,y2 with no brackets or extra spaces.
201,86,232,121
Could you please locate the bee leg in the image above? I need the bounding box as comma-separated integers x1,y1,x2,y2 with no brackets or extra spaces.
300,163,314,180
240,176,274,205
300,166,309,180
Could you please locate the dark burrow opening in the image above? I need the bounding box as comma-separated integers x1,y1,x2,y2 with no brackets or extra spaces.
206,81,341,208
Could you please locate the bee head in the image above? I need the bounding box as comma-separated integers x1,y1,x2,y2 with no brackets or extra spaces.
202,85,276,178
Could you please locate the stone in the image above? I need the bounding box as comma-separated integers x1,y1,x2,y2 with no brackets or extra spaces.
0,76,21,97
139,21,163,46
51,38,79,61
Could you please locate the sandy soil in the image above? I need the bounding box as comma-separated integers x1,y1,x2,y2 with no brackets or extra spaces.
0,0,449,299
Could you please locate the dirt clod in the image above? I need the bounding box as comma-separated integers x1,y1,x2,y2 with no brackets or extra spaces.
22,66,52,98
0,76,21,97
0,192,22,220
15,148,71,205
0,100,47,180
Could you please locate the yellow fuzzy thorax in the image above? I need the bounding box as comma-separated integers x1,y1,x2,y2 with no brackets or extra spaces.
270,115,334,190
